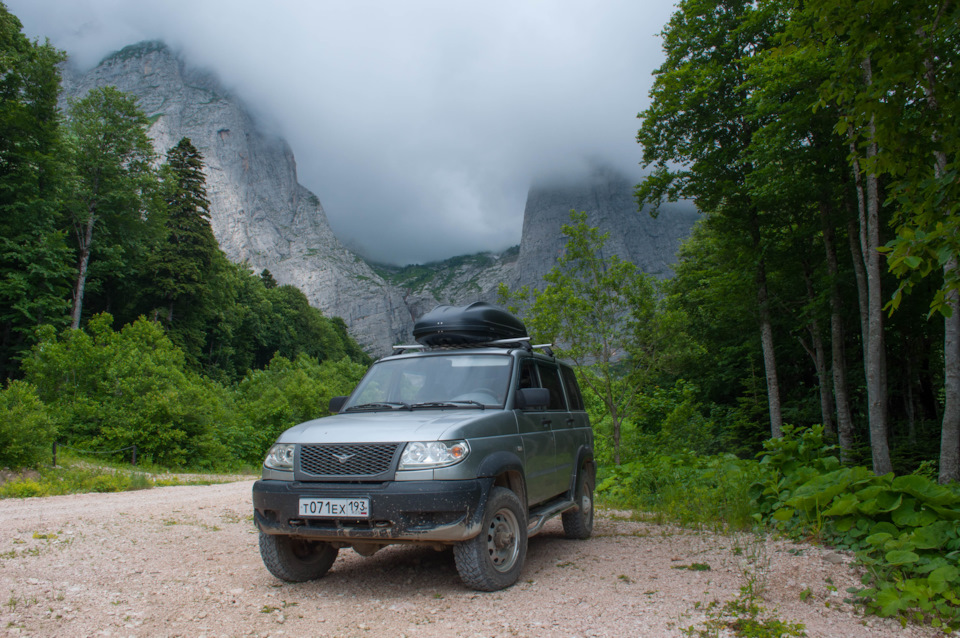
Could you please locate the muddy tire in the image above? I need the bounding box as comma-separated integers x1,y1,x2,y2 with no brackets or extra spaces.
453,487,527,591
259,532,339,582
562,471,594,540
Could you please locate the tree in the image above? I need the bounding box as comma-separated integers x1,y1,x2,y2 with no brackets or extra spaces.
636,0,787,437
502,212,667,464
63,86,155,330
783,0,958,478
0,5,72,379
154,137,218,322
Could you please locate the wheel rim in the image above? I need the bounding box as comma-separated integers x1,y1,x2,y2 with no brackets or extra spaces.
485,508,520,572
581,489,593,524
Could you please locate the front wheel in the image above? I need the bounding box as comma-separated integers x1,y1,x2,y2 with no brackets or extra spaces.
454,486,528,591
259,532,339,582
561,471,594,539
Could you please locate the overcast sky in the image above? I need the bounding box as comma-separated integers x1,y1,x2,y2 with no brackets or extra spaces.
9,0,677,265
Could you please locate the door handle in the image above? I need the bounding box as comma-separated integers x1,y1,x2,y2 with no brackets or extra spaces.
541,419,552,428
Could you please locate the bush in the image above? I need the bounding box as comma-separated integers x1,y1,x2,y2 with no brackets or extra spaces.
22,314,229,469
231,354,366,464
0,380,56,469
751,425,960,628
598,450,755,530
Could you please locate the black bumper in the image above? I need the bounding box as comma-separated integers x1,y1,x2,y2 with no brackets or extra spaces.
252,478,494,543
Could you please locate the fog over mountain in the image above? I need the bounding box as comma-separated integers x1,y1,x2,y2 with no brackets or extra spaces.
57,40,696,355
9,0,679,265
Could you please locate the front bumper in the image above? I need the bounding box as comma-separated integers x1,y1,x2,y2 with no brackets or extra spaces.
252,478,493,543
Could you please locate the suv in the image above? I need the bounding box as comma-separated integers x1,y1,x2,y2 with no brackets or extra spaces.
252,302,595,591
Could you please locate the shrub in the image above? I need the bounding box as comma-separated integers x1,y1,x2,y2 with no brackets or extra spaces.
22,314,228,469
0,380,56,469
231,354,367,464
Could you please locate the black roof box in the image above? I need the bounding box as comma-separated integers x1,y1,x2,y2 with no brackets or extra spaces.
413,302,527,347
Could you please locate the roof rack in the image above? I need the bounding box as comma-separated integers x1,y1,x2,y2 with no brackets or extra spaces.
391,338,554,356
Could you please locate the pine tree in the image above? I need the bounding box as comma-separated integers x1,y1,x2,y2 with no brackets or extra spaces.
151,137,220,366
155,137,218,323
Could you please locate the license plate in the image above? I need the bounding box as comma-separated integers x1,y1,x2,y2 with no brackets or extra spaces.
298,497,370,518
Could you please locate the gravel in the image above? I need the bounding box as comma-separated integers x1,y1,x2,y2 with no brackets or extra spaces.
0,480,944,637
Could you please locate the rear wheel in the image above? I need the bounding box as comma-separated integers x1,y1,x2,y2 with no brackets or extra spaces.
259,532,339,582
454,487,527,591
562,470,594,539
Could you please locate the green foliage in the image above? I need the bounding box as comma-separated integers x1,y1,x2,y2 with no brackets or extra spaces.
149,136,220,362
502,211,688,464
22,314,229,469
598,451,755,531
63,85,157,329
0,380,55,468
230,354,366,464
750,426,960,628
0,5,71,380
0,457,228,499
684,593,808,638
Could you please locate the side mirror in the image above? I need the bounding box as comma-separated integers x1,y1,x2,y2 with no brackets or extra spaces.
516,387,549,410
329,396,348,413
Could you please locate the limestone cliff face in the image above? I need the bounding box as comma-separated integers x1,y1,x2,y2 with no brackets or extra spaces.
60,41,411,353
61,41,697,357
515,166,699,291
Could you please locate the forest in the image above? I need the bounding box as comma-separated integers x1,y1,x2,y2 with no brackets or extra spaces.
0,4,368,471
630,0,959,483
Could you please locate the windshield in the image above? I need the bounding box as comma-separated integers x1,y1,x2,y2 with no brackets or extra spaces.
344,354,513,410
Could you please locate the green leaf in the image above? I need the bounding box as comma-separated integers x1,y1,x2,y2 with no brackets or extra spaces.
885,550,920,566
822,495,858,516
772,507,795,522
875,586,906,617
909,521,954,550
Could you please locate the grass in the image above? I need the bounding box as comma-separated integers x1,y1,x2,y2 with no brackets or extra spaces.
0,453,255,499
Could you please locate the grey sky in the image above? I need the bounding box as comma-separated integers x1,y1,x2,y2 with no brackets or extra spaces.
9,0,677,265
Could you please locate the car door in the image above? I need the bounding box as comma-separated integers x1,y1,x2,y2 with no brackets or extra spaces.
535,361,577,497
514,359,557,506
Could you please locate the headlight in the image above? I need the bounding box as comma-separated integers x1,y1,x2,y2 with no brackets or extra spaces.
264,443,295,471
398,440,470,470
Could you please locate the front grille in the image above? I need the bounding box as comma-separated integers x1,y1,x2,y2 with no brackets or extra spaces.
299,443,400,477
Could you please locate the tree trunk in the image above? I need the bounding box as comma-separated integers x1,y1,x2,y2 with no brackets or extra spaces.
821,205,856,463
848,56,891,475
70,209,96,330
756,257,783,438
862,110,892,475
919,37,958,482
801,260,835,437
941,272,960,483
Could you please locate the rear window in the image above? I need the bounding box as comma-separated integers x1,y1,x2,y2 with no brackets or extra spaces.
560,365,585,411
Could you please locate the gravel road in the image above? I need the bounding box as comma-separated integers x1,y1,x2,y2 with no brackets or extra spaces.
0,480,943,637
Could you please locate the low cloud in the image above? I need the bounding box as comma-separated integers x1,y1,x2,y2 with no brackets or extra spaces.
10,0,674,265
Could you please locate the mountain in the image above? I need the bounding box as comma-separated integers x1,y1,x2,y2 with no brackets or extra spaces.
60,41,412,352
60,41,698,356
515,166,699,290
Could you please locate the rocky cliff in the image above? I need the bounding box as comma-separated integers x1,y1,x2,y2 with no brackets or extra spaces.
515,166,699,291
61,41,698,356
60,41,412,353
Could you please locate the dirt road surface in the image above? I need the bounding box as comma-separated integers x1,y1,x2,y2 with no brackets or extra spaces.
0,480,942,637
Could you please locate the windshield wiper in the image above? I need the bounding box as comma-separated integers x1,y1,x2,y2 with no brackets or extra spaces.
345,401,412,412
411,400,486,410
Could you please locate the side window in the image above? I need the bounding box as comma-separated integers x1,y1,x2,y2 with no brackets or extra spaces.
560,365,585,411
518,360,537,390
537,363,567,411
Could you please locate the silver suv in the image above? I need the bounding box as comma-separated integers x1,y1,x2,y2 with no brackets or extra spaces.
252,303,595,591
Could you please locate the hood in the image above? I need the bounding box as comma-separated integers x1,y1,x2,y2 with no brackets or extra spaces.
276,409,505,444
